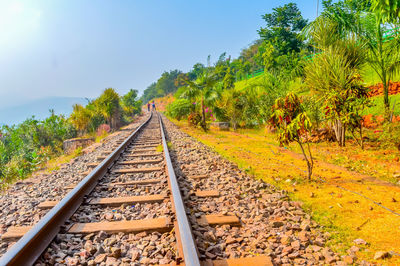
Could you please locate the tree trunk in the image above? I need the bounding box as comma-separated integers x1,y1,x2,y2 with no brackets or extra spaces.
332,120,346,147
383,80,391,120
377,20,391,120
201,98,207,131
298,141,313,180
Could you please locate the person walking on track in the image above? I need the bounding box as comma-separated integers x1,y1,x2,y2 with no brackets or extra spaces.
152,101,156,111
147,102,151,112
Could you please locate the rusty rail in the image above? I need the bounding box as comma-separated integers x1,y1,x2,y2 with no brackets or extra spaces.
0,114,152,266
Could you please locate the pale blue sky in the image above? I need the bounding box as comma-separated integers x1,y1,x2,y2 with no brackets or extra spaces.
0,0,321,107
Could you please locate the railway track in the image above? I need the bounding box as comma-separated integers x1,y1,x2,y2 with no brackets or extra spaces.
0,112,272,265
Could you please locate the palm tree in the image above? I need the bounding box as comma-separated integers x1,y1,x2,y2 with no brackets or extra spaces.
316,0,400,119
371,0,400,23
183,71,219,131
361,12,400,117
304,17,368,147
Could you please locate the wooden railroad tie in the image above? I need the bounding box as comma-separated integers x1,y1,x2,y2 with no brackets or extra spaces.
68,217,172,234
1,214,239,240
89,194,167,206
64,178,163,190
204,256,273,266
124,153,162,158
37,194,167,209
113,167,163,174
37,189,216,209
118,158,163,165
129,148,156,153
132,144,159,148
133,142,160,145
195,190,219,198
111,178,162,186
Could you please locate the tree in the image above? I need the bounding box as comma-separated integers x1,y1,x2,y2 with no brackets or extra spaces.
141,70,183,103
218,88,246,130
222,67,235,89
270,93,314,180
182,71,219,131
121,89,142,117
94,88,121,130
188,63,206,80
363,7,400,116
371,0,400,23
258,3,308,56
70,104,92,135
156,70,182,95
304,18,369,147
320,0,400,118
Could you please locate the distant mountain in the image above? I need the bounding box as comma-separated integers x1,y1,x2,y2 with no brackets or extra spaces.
0,97,88,126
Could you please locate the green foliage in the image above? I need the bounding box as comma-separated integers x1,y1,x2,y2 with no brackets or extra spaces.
258,3,308,55
378,122,400,149
94,88,122,129
371,0,400,23
215,72,289,128
70,104,92,134
301,96,324,128
188,112,203,128
304,17,369,146
166,99,193,120
318,0,400,115
0,112,76,186
182,69,219,131
121,89,142,119
269,92,314,179
142,70,182,103
70,88,142,135
362,13,400,112
218,88,247,130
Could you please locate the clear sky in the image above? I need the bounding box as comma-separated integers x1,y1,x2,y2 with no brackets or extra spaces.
0,0,321,107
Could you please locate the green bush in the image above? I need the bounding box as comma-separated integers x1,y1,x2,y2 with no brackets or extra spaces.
166,99,193,120
0,112,76,186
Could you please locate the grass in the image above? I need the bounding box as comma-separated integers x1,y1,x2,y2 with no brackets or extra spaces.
364,93,400,116
170,118,400,263
44,147,83,173
156,141,173,153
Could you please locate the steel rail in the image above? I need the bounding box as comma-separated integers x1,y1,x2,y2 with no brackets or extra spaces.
0,113,153,266
158,113,200,266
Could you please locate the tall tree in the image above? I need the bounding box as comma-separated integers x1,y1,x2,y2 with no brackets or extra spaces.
366,1,400,116
258,3,308,56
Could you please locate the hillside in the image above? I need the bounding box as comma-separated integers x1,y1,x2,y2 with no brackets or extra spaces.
0,97,87,126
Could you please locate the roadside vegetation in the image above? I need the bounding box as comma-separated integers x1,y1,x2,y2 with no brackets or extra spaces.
0,88,142,188
141,0,400,262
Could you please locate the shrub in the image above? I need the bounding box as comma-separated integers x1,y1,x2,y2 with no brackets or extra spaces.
96,124,111,137
270,92,314,180
188,112,202,127
166,99,193,120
